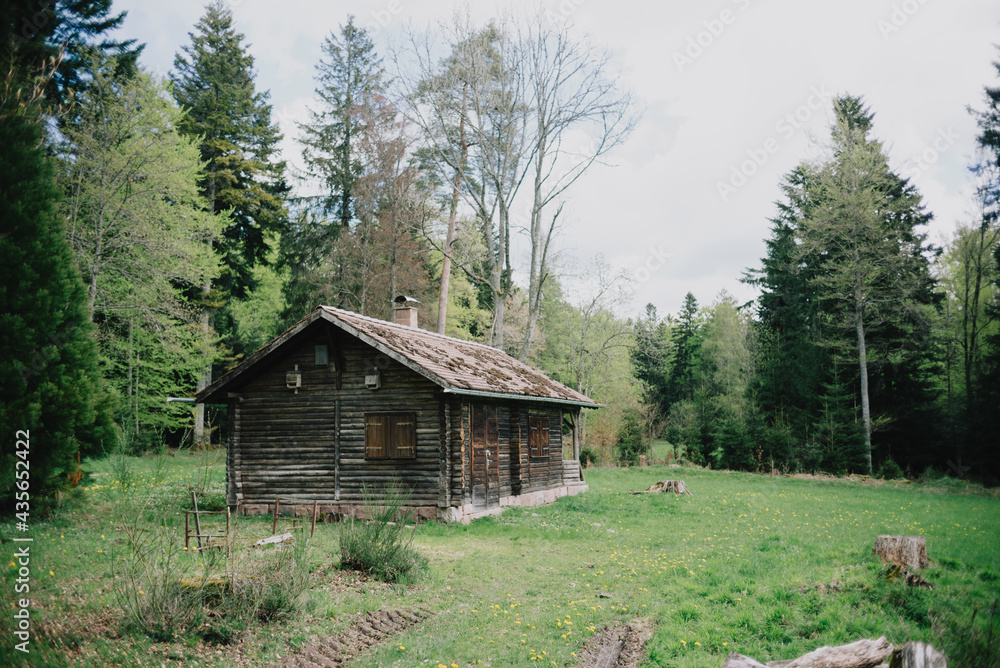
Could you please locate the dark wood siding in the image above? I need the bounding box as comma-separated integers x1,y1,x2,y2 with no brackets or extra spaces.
230,324,443,507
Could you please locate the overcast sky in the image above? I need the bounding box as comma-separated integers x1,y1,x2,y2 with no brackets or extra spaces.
114,0,1000,319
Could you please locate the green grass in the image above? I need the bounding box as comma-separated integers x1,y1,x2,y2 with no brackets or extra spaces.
2,453,998,667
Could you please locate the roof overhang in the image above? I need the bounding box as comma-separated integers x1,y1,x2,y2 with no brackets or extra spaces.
442,387,602,409
196,306,602,409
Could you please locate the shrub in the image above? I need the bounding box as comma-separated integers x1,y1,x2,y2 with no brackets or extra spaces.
876,458,904,480
339,482,426,583
579,447,597,468
112,497,312,643
615,408,646,466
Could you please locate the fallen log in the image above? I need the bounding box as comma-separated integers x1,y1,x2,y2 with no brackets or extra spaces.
722,638,894,668
784,637,893,668
254,532,294,547
873,535,930,571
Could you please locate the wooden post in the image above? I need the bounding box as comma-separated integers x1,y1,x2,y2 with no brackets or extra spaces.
311,500,318,537
226,506,231,562
185,511,190,550
191,491,203,549
272,497,279,535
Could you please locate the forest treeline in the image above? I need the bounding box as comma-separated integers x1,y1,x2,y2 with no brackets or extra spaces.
2,1,999,503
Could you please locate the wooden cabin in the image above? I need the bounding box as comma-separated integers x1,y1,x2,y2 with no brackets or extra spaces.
196,302,599,523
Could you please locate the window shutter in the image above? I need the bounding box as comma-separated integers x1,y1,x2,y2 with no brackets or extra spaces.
365,414,387,458
392,413,416,458
529,415,549,458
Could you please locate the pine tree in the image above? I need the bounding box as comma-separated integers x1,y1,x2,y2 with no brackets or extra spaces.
797,96,940,474
1,0,143,110
171,0,288,298
172,1,289,444
666,292,702,405
1,95,114,500
298,15,385,229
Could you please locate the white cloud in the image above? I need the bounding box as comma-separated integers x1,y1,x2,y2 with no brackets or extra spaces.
114,0,1000,318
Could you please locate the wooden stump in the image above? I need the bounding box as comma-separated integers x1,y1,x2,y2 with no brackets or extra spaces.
632,480,692,495
874,535,930,571
889,643,947,668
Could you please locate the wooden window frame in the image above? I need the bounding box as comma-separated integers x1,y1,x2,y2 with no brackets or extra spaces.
364,412,417,459
528,414,550,459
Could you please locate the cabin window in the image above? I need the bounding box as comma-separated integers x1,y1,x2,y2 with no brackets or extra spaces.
528,415,549,458
314,344,329,366
365,413,416,459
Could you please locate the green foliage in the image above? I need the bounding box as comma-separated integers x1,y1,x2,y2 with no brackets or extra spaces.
614,408,645,465
0,99,115,501
56,64,225,439
339,482,427,583
171,0,289,301
0,0,142,110
876,458,904,480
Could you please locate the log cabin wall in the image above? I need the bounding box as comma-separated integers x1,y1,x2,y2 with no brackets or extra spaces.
522,405,564,493
230,324,445,514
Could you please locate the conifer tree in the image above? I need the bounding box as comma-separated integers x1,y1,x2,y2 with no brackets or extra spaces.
1,91,114,499
298,15,385,229
171,0,288,297
172,0,288,443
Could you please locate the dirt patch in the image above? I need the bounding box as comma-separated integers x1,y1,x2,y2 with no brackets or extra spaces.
572,618,654,668
270,608,432,668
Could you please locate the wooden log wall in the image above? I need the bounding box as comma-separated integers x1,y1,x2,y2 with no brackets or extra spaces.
230,324,445,508
461,400,566,510
225,319,573,516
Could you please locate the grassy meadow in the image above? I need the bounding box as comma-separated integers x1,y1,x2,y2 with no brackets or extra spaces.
2,451,999,667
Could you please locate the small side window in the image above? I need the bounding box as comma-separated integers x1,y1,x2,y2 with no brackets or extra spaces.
315,344,329,366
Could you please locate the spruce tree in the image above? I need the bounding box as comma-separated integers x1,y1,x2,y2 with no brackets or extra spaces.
0,99,114,500
171,0,288,298
1,0,142,110
172,0,289,443
298,15,385,228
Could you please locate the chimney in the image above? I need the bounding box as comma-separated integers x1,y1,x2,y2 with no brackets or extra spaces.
393,295,420,328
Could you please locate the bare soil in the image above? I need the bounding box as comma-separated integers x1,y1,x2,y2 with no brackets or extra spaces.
572,617,654,668
269,608,432,668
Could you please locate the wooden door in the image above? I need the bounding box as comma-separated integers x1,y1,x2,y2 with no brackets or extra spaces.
471,404,499,510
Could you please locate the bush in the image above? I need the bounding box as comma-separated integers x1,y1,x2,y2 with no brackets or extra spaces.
339,482,426,583
876,458,904,480
112,497,312,643
615,408,645,466
579,447,597,468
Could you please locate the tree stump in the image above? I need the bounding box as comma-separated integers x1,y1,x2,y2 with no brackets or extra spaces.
874,535,930,571
888,643,947,668
633,480,691,495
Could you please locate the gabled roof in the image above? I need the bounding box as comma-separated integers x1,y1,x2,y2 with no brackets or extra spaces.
197,306,600,408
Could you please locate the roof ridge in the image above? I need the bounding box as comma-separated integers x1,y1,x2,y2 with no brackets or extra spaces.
319,305,506,354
